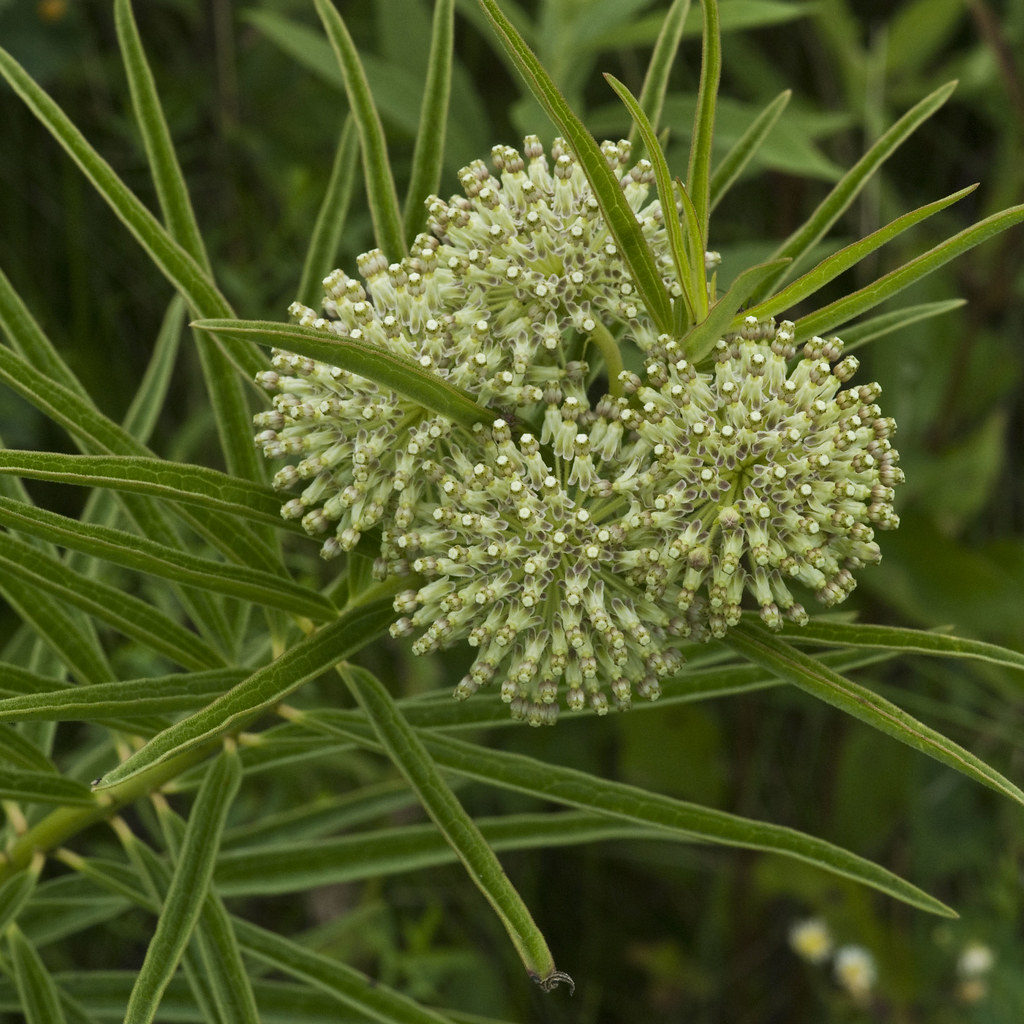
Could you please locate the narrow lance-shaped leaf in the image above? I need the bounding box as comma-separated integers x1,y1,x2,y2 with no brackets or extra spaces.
709,89,790,212
339,665,567,990
6,924,68,1024
93,585,402,790
0,768,96,807
794,203,1024,341
726,621,1024,807
403,0,454,243
751,80,958,301
767,617,1024,676
298,116,359,308
313,0,405,261
0,495,336,621
115,0,266,489
0,533,226,672
606,74,699,325
837,298,965,353
475,0,675,334
629,0,691,161
686,0,721,240
739,185,977,324
312,715,955,917
0,450,299,534
0,857,42,935
194,319,494,430
683,257,790,364
123,746,241,1024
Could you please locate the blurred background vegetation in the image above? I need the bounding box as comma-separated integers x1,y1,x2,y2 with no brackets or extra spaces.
1,0,1022,1020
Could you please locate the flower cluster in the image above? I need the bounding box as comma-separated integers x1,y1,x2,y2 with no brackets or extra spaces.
255,136,903,722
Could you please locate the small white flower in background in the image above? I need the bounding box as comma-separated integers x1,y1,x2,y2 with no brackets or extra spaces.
788,917,833,964
834,945,876,999
957,941,994,978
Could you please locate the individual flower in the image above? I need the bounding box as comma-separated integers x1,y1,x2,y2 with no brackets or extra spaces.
788,917,833,964
957,941,995,978
386,412,683,725
833,945,877,999
625,317,902,639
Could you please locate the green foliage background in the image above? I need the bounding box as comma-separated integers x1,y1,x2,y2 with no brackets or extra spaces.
0,0,1022,1021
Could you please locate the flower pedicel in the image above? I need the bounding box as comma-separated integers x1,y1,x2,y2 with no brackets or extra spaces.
256,137,903,722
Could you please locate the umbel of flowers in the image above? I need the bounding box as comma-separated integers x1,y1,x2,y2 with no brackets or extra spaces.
255,137,903,723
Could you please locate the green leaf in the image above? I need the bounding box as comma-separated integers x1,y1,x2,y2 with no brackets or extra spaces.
0,533,226,672
709,88,790,212
123,747,241,1024
113,0,210,270
403,0,454,242
475,0,675,334
0,860,41,935
794,203,1024,341
686,0,721,241
0,495,336,621
6,924,68,1024
0,768,95,806
0,669,246,723
0,45,242,333
193,319,493,430
121,296,185,444
297,116,360,309
318,718,954,917
628,0,691,160
338,665,564,988
0,725,55,773
771,618,1024,675
0,450,297,535
217,810,683,896
605,74,699,324
836,298,965,353
741,185,976,324
93,586,400,791
682,258,790,363
752,80,958,301
0,577,114,686
726,621,1024,807
233,918,461,1024
313,0,406,261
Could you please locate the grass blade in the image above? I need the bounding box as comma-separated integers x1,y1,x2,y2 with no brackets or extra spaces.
6,924,68,1024
741,185,976,323
338,665,566,989
297,117,360,309
194,318,493,429
794,203,1024,341
752,80,958,300
313,0,406,261
93,585,401,790
629,0,691,161
475,0,675,334
726,621,1024,807
0,496,335,621
123,746,241,1024
403,0,454,243
686,0,721,240
709,88,790,212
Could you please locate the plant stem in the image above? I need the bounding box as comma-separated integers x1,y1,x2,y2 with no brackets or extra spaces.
588,320,624,396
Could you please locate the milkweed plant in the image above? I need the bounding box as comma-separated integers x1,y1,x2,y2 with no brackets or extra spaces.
0,0,1022,1021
